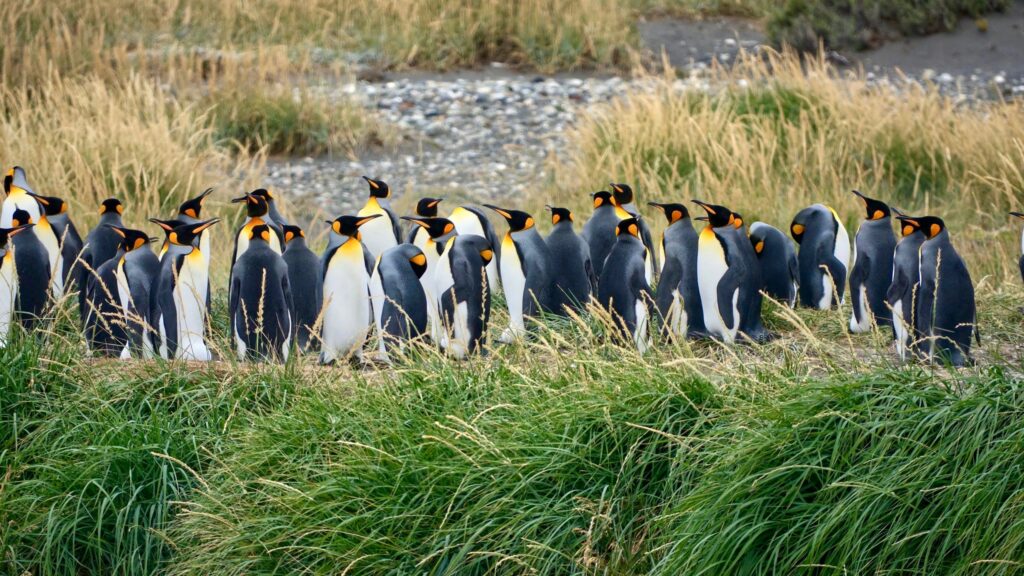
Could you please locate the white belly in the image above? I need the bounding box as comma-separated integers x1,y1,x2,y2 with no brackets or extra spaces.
440,301,472,360
498,233,526,342
115,259,132,359
358,208,397,258
892,298,908,360
369,258,387,356
0,253,17,347
412,228,430,253
817,273,833,310
322,251,371,362
849,283,871,333
1,193,41,228
450,207,500,292
634,299,650,354
665,288,687,338
37,221,63,298
697,233,738,343
173,253,211,361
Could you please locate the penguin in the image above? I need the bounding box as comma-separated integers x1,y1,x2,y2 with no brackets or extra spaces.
83,226,150,357
320,214,381,365
79,198,125,319
356,176,402,258
446,204,501,293
110,226,160,359
544,206,595,314
484,205,554,342
0,224,33,347
692,200,767,343
1009,211,1024,285
369,243,429,360
32,193,83,291
151,219,221,361
229,224,294,362
151,218,185,262
434,235,494,359
906,216,977,366
887,211,926,360
748,222,798,308
8,209,53,328
610,183,656,282
176,188,215,264
231,191,283,265
581,191,619,280
790,204,850,309
400,216,459,342
17,192,64,299
281,224,323,353
847,190,897,333
597,218,653,353
249,187,290,227
1,166,42,227
406,197,443,249
649,202,705,338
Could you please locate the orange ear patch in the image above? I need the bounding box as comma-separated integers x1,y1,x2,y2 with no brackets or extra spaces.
479,249,493,263
184,208,198,218
551,213,561,225
902,225,914,237
671,210,682,222
261,230,271,242
930,223,941,237
284,231,295,243
872,210,885,220
628,223,638,237
755,240,764,254
524,217,535,229
791,224,805,236
593,197,603,208
332,221,342,234
410,253,426,266
133,237,146,250
443,222,455,234
169,232,179,244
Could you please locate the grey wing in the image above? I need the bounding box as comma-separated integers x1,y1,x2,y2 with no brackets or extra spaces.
848,252,871,322
386,207,402,243
716,266,741,331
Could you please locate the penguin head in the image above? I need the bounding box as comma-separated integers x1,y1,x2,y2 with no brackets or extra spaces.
401,216,456,240
692,200,738,229
99,198,124,216
0,223,33,256
592,191,613,209
26,192,67,216
615,217,642,239
363,176,391,199
394,244,429,278
232,191,270,218
3,166,29,196
648,202,689,224
415,197,443,217
852,189,890,221
248,224,274,244
164,218,220,253
329,214,382,240
108,225,153,252
2,167,14,195
150,218,184,236
9,208,33,227
282,224,306,244
609,183,634,207
179,187,213,220
897,215,945,240
545,205,573,226
484,205,535,233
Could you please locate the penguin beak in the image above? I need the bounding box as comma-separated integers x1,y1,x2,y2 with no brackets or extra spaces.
482,204,512,219
362,176,379,190
193,218,221,234
1011,212,1024,220
851,189,867,199
355,214,382,227
895,216,919,226
695,216,709,222
105,225,127,238
691,200,715,215
230,194,250,204
647,202,665,211
401,216,430,229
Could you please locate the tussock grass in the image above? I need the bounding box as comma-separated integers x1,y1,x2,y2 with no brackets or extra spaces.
549,51,1024,281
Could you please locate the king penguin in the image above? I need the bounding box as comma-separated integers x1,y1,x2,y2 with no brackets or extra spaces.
151,218,184,262
151,219,220,361
1009,211,1024,285
230,224,294,362
581,191,619,280
8,208,53,328
693,200,767,343
0,223,32,347
848,189,897,333
407,196,443,249
790,203,850,309
484,205,554,342
30,193,83,292
1,167,42,228
597,218,653,353
231,191,283,264
356,176,402,258
18,192,63,299
110,226,160,359
748,222,798,308
610,183,656,282
176,188,215,265
446,203,501,294
544,206,595,314
281,224,323,353
79,198,125,319
886,211,926,359
369,243,429,360
249,188,289,227
400,216,459,341
320,214,381,365
83,226,150,357
649,202,705,338
908,216,977,366
435,235,493,359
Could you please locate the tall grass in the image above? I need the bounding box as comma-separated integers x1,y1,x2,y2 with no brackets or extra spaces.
548,51,1024,282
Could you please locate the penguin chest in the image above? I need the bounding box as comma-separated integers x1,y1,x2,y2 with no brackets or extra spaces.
499,233,526,327
173,251,211,359
1,192,41,228
323,241,371,353
411,228,430,253
449,208,484,237
358,200,397,257
115,258,132,314
236,218,281,262
37,221,63,297
0,251,17,342
697,229,738,341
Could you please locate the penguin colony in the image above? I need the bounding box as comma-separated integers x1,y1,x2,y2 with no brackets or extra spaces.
0,166,989,366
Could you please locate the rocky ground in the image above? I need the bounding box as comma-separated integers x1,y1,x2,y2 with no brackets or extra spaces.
268,6,1024,216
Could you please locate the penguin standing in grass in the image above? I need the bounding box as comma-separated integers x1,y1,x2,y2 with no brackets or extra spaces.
447,204,501,294
19,193,63,299
581,191,619,280
401,216,459,341
369,243,429,360
111,226,160,359
320,214,381,365
177,188,215,263
79,198,125,318
282,224,323,353
484,205,553,342
31,194,82,290
435,235,494,359
610,183,656,282
790,203,850,309
544,206,595,314
356,176,401,258
650,202,704,338
1,167,42,228
152,219,220,361
887,212,926,359
597,218,653,353
1010,211,1024,284
407,197,444,250
230,224,294,362
8,208,52,328
907,216,977,366
749,222,798,308
84,226,151,357
0,224,32,347
849,190,897,333
231,192,283,264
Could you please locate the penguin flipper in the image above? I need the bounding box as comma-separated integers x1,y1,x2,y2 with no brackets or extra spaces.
848,252,871,323
787,253,799,290
638,219,657,272
386,207,402,243
818,243,847,306
716,266,741,331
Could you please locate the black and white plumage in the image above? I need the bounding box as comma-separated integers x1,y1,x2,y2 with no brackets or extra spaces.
887,213,927,359
597,218,652,353
650,202,704,338
229,224,294,362
79,198,125,321
282,224,323,353
581,191,619,280
749,222,798,308
544,206,595,314
484,205,554,342
848,190,897,333
435,235,493,359
790,203,850,310
369,243,429,360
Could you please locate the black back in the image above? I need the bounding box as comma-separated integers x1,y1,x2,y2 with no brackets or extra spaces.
283,237,323,352
545,221,595,314
230,240,293,362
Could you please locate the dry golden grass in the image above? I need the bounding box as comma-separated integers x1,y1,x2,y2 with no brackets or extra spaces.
547,50,1024,283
